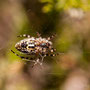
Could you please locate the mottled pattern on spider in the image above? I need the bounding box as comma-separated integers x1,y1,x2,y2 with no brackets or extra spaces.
11,32,59,67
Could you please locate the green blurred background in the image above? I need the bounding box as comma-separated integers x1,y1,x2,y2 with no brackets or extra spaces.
0,0,90,90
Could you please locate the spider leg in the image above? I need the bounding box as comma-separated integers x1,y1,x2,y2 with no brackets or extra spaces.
36,32,41,37
17,34,30,38
39,53,46,62
50,48,56,53
47,33,56,40
31,58,43,67
11,50,34,61
11,50,43,67
45,53,56,56
46,52,64,57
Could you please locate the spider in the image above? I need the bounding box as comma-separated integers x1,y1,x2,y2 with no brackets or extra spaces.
11,32,60,67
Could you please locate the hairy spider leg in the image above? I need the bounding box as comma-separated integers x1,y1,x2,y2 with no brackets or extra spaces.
17,34,31,38
46,52,63,57
11,50,43,67
36,32,41,37
31,58,43,68
11,50,34,62
47,33,56,40
50,48,56,53
39,53,46,62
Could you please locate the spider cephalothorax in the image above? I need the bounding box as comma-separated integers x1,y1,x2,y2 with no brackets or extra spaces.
11,33,59,67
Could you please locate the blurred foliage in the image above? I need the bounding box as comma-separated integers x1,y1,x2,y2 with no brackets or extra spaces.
40,0,90,13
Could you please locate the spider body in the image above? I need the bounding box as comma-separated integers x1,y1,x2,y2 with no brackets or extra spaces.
15,37,53,55
11,33,59,67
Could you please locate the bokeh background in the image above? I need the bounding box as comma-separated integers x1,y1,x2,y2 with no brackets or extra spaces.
0,0,90,90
